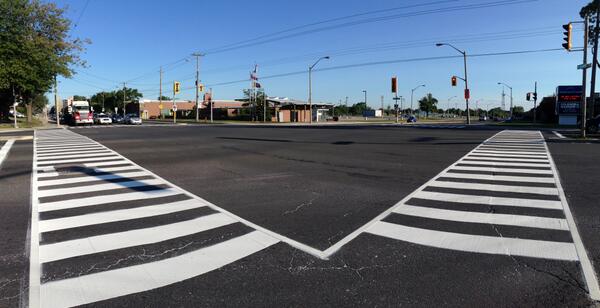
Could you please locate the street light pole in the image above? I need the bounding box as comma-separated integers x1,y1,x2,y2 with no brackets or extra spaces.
192,53,204,123
410,84,425,115
436,43,470,124
308,56,329,124
498,82,513,119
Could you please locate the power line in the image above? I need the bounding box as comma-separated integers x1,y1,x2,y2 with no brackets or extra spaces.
205,0,537,55
204,47,564,88
73,0,90,28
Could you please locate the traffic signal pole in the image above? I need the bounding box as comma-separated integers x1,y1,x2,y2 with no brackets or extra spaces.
590,7,600,118
582,16,589,138
463,51,471,125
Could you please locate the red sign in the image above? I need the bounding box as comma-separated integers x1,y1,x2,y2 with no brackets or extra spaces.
464,89,470,100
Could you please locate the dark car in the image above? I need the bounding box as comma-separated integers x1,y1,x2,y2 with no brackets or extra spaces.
112,114,125,124
407,115,417,123
587,115,600,133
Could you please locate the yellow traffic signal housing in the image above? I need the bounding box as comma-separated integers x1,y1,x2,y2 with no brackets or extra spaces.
391,76,397,93
562,23,572,51
173,81,181,95
451,76,457,86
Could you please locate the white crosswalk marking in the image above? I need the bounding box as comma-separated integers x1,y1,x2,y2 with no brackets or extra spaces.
29,129,279,308
359,130,590,265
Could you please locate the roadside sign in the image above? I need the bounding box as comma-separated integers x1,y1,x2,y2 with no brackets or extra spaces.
199,84,205,92
172,105,178,112
577,63,592,70
464,88,470,100
159,103,163,110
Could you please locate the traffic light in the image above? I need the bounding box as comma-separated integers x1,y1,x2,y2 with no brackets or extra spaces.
451,76,457,86
199,83,204,92
173,81,180,95
533,92,537,101
526,93,531,101
562,23,572,51
391,76,397,93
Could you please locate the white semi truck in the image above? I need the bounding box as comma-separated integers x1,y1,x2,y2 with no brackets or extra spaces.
62,100,93,126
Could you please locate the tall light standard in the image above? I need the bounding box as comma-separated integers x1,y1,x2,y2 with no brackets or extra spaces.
410,84,425,115
436,43,470,124
308,56,329,124
447,95,457,116
497,82,513,119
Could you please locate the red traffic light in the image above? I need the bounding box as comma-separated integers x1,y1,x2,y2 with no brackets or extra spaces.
391,76,398,93
451,76,457,86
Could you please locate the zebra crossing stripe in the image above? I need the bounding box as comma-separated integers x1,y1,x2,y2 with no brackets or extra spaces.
427,180,558,195
441,172,556,183
412,191,563,209
38,198,208,232
39,231,278,308
37,170,152,187
451,165,553,174
366,221,578,261
39,213,238,263
37,178,166,198
457,160,550,167
393,205,569,230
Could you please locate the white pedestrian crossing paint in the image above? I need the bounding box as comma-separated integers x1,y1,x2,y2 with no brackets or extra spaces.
29,129,280,308
323,130,600,301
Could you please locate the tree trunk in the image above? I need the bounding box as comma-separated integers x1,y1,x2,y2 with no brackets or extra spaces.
27,101,32,124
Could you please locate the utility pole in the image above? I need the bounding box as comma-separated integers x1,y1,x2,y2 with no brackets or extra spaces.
192,53,203,122
533,81,538,124
54,75,60,127
210,88,213,123
380,95,384,117
159,66,163,120
590,7,600,117
582,16,590,138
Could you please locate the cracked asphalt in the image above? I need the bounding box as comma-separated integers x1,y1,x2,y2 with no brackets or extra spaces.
2,125,599,307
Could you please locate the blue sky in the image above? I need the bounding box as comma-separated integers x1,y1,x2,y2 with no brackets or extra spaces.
52,0,590,110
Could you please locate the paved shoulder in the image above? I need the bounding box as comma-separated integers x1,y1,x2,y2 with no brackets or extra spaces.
29,129,279,308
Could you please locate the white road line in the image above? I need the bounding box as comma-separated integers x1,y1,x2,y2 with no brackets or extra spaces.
39,188,181,212
84,161,133,168
428,180,558,195
37,178,166,198
91,165,139,173
412,191,563,210
36,142,99,149
39,231,278,308
457,160,550,168
451,165,553,174
0,139,15,168
473,150,549,155
545,136,600,300
552,131,566,139
36,172,59,178
477,146,546,151
468,152,547,158
479,145,546,149
37,152,115,160
394,204,569,230
35,156,124,165
464,156,549,163
366,221,578,261
39,212,237,263
36,148,107,155
441,172,556,183
37,170,152,187
36,145,106,153
38,198,206,232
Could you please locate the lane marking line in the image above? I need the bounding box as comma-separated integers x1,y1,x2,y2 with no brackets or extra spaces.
0,139,15,168
552,131,566,139
544,132,600,300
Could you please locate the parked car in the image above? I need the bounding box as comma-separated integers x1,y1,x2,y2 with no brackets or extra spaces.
94,113,112,125
9,110,25,118
112,114,125,124
125,113,142,125
479,115,488,121
407,115,417,123
587,115,600,134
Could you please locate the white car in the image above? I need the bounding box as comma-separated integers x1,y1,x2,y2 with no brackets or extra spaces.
125,114,142,125
94,114,112,125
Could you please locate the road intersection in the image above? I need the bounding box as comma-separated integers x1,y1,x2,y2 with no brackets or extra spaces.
0,124,599,307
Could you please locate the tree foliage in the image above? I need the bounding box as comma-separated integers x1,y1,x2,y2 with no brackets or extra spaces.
418,93,438,117
89,88,142,113
0,0,88,122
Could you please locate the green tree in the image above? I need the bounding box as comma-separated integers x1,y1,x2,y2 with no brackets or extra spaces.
73,95,87,101
89,88,142,114
158,95,171,101
243,89,269,121
418,93,438,117
0,0,88,122
349,102,369,115
333,104,349,115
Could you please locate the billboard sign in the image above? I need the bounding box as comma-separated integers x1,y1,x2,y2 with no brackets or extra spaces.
556,85,582,115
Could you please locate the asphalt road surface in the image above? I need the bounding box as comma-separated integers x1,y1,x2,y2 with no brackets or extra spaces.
3,124,600,307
